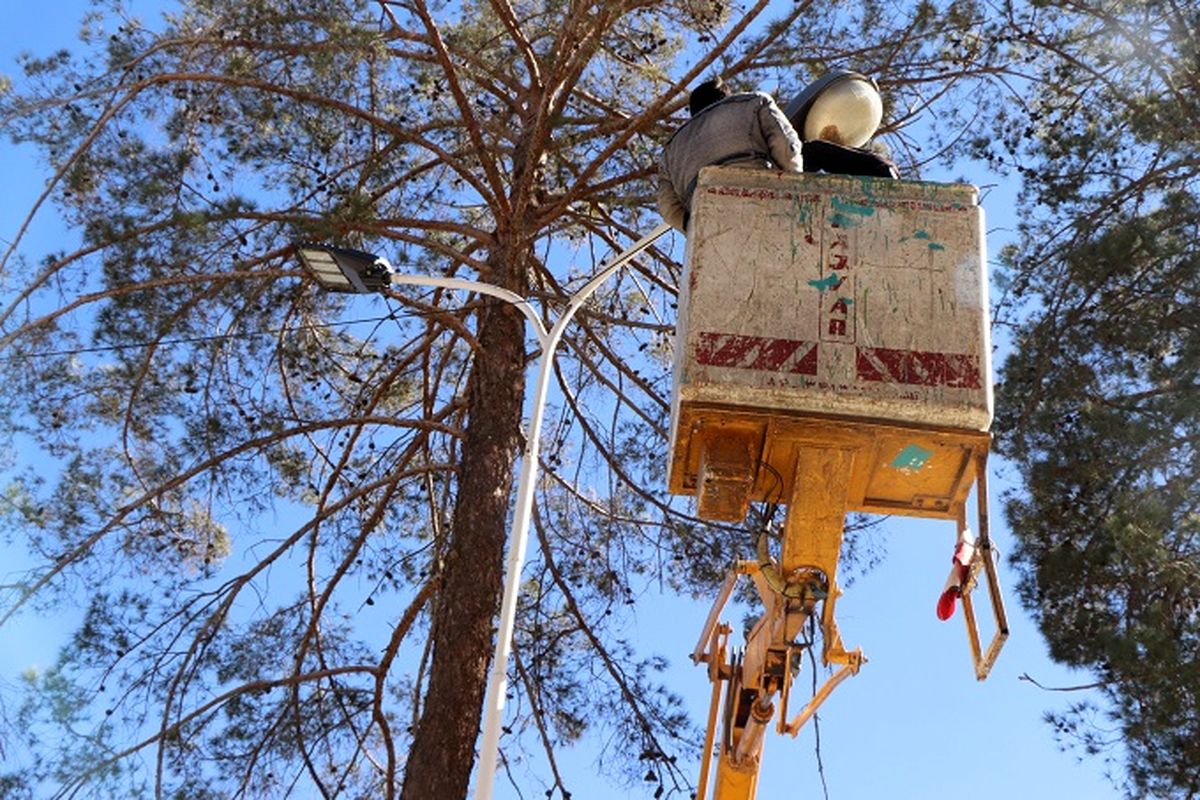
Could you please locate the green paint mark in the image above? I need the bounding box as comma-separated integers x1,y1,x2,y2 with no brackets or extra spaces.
892,444,933,471
808,275,841,292
832,197,875,216
901,229,947,251
837,296,853,305
830,196,875,228
791,196,812,223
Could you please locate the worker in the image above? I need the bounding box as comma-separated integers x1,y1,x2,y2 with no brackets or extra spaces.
657,75,900,233
656,77,804,233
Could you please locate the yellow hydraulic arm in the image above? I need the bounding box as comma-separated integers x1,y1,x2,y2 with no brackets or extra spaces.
691,444,864,800
684,419,1009,800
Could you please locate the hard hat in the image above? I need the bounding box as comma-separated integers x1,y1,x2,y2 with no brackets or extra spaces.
784,70,883,148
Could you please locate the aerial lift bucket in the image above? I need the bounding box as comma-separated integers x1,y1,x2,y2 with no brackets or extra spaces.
669,168,1010,800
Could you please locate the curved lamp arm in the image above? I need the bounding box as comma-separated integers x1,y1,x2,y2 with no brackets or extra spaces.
295,223,674,800
376,269,550,343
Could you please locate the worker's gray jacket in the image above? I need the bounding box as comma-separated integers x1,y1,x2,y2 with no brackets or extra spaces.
656,92,804,232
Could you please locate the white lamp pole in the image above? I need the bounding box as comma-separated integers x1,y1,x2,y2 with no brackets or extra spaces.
465,221,670,800
298,222,672,799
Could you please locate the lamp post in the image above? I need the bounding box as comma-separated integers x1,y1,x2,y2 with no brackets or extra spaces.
296,222,671,800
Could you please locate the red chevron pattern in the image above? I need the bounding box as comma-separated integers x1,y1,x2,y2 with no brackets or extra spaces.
693,332,819,375
856,346,982,389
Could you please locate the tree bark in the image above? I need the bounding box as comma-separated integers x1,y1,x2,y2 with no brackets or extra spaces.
399,243,528,800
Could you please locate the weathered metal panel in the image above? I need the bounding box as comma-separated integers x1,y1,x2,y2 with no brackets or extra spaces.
666,403,990,519
671,167,992,437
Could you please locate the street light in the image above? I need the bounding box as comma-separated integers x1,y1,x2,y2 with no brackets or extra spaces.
295,242,393,293
296,223,672,800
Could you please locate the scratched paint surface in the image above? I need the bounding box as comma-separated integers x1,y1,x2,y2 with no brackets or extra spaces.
830,196,877,228
674,167,992,432
899,229,948,251
807,274,841,292
693,331,819,376
857,346,983,389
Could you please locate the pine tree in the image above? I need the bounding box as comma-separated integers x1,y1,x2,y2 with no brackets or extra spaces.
0,1,996,797
984,2,1200,796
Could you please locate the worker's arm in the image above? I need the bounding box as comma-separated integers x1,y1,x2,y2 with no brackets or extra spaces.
656,170,689,233
759,96,804,173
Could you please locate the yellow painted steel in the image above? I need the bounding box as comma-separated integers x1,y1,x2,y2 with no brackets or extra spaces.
713,753,759,800
669,404,990,521
679,408,1000,800
781,445,854,577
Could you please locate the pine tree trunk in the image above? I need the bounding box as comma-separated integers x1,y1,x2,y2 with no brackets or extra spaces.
399,245,528,800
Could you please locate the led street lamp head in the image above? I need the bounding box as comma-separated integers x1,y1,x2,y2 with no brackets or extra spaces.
295,242,393,294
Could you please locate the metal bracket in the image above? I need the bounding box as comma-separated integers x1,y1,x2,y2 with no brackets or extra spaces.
782,656,863,736
958,463,1009,680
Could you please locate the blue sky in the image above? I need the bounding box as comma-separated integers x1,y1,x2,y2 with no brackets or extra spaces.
0,3,1125,798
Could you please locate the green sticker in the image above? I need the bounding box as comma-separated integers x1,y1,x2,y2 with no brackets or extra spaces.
892,444,933,471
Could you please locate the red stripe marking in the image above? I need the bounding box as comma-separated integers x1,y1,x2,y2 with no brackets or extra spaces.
856,346,982,389
695,332,818,375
